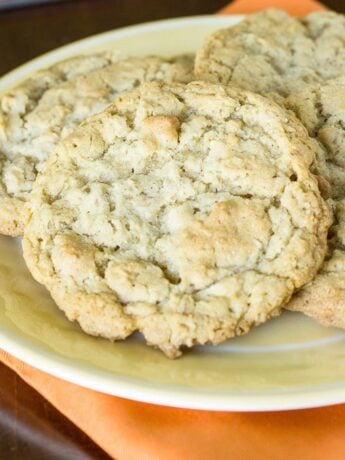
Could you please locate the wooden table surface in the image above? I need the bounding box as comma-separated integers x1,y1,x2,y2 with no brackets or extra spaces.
0,0,344,458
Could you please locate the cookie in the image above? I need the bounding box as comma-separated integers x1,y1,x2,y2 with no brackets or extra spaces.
23,81,330,358
285,78,345,327
195,9,345,103
0,54,194,236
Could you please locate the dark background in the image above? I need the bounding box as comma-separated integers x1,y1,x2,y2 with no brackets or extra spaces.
0,0,227,76
0,0,344,458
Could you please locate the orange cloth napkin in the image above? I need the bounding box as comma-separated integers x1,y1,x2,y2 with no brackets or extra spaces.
3,1,345,460
219,0,326,16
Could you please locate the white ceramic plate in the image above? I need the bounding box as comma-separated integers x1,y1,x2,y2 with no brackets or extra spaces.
1,15,345,412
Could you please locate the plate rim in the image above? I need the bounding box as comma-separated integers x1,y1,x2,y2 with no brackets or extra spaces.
0,14,243,88
1,13,345,412
2,329,345,412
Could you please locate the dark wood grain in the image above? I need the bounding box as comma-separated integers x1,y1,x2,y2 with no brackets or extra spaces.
0,0,226,76
0,361,111,459
0,0,345,458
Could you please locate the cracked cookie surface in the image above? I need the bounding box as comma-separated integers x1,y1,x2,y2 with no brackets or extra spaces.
0,53,194,236
195,9,345,103
285,78,345,327
23,81,330,357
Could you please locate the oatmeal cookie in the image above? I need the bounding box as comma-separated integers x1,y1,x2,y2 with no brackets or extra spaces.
286,78,345,328
23,81,330,357
195,9,345,102
0,54,194,235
